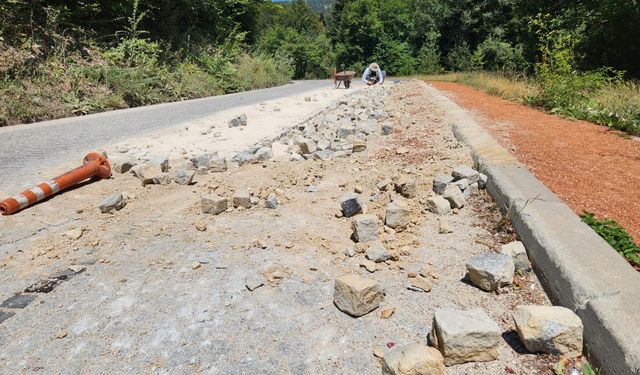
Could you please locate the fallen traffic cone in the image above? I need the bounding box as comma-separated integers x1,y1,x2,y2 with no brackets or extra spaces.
0,152,111,215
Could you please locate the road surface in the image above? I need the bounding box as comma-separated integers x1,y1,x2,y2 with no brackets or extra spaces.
0,80,342,193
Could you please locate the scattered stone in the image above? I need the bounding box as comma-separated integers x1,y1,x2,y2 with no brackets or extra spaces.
233,189,252,209
233,151,256,166
63,228,84,240
304,96,312,102
352,214,378,243
360,260,377,273
377,178,394,191
112,157,136,174
452,165,480,183
340,193,364,217
382,343,445,375
210,156,227,172
381,307,395,319
385,197,411,231
202,195,228,215
265,194,278,209
333,275,382,317
264,266,289,286
374,347,385,358
68,265,86,274
195,221,207,232
430,308,501,365
345,247,357,257
299,139,317,155
228,113,248,128
432,175,454,195
191,154,211,170
365,241,391,263
500,241,531,272
131,162,166,186
454,178,469,192
55,330,68,339
478,173,488,189
408,277,432,292
466,253,514,291
512,305,583,357
442,185,465,209
394,176,417,198
419,264,434,278
254,147,273,162
313,149,334,160
353,140,367,153
99,193,126,213
426,196,451,215
245,275,266,291
191,262,201,270
381,123,394,135
173,169,196,185
438,218,453,234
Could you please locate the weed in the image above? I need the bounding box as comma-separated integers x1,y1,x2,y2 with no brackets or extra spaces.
580,211,640,268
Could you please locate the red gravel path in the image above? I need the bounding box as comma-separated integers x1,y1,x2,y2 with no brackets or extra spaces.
431,82,640,242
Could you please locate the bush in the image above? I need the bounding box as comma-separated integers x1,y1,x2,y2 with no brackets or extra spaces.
471,37,527,73
234,53,294,90
417,42,442,74
373,38,418,76
446,42,472,72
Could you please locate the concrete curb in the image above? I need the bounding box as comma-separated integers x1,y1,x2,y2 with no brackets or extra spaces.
422,82,640,375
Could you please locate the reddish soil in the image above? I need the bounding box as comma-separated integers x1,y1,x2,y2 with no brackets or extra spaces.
431,81,640,242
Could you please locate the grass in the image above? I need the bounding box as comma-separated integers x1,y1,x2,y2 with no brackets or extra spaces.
580,212,640,269
422,71,640,136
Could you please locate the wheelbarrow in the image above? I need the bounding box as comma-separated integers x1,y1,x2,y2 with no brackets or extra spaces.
333,68,356,89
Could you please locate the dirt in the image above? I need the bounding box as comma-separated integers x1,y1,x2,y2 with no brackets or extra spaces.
431,81,640,243
0,80,558,374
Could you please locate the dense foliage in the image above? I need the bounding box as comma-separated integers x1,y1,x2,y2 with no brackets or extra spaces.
1,0,639,125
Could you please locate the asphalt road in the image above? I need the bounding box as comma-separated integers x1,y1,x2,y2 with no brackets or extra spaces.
0,80,333,193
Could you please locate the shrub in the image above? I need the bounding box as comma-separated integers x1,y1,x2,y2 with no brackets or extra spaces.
446,42,472,72
417,42,442,74
472,37,528,73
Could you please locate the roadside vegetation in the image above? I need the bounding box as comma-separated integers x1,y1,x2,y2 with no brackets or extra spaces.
581,212,640,269
2,0,639,133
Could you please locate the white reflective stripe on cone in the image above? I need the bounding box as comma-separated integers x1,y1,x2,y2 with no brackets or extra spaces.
46,180,60,194
15,195,29,209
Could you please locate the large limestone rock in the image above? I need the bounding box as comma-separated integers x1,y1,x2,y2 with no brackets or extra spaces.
442,185,465,209
430,308,501,366
382,343,445,375
233,189,252,209
500,241,531,272
352,214,378,243
385,197,411,231
365,241,390,263
512,305,583,357
340,193,364,218
395,176,417,198
333,275,382,317
466,252,514,291
425,196,451,215
202,195,228,215
432,175,454,195
452,165,480,183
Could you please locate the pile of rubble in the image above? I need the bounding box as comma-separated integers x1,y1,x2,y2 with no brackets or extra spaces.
331,164,585,374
